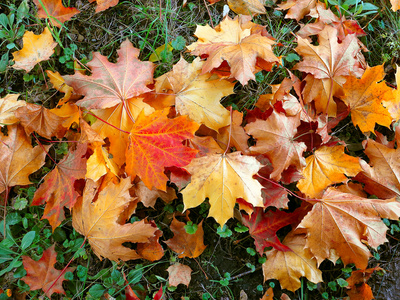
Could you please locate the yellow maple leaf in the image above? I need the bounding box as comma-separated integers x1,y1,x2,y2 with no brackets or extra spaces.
155,57,234,131
12,28,57,72
341,65,393,133
297,145,362,198
181,152,264,226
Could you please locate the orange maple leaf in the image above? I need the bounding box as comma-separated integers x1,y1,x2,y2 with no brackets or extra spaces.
0,94,26,126
12,28,57,72
355,139,400,199
64,39,153,109
187,16,280,85
154,57,234,131
297,145,362,198
72,177,157,261
33,0,80,28
31,143,88,230
125,109,199,191
341,65,393,133
245,110,307,181
88,0,119,13
262,231,323,291
294,26,363,115
277,0,317,21
299,187,400,268
165,216,207,258
0,125,49,194
22,245,75,297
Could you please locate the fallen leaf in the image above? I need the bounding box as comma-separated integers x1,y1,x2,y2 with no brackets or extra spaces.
341,65,392,133
33,0,80,28
298,187,400,268
260,287,274,300
132,180,176,208
245,110,306,180
125,109,198,191
46,70,74,105
297,145,361,198
165,216,206,258
12,28,57,72
277,0,317,21
0,125,49,194
72,177,156,261
242,207,293,254
182,152,264,226
15,103,67,139
88,0,119,13
0,94,26,126
227,0,266,16
355,139,400,200
263,232,323,292
155,57,234,131
346,266,382,300
21,245,75,297
167,263,192,287
31,143,88,230
294,26,363,115
64,39,153,109
187,16,280,85
85,143,118,182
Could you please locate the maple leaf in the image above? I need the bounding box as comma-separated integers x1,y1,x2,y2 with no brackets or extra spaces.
277,0,317,21
0,125,49,194
263,232,323,292
294,26,362,115
0,94,26,126
391,0,400,11
217,109,250,154
85,143,119,182
154,57,234,131
63,39,153,109
88,0,119,13
167,263,192,287
382,66,400,122
90,96,154,166
21,245,75,297
131,180,176,208
227,0,266,16
15,103,67,139
245,110,307,181
33,0,80,28
164,216,206,258
182,152,264,226
242,207,293,254
341,65,393,133
355,139,400,200
345,266,382,300
125,109,198,191
50,103,80,129
298,187,400,268
46,70,74,105
136,221,164,261
12,28,57,72
297,145,361,198
31,143,88,230
297,2,365,41
72,177,157,261
260,287,274,300
187,16,280,85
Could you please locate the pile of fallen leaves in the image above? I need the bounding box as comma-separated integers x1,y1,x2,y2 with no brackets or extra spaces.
2,0,400,299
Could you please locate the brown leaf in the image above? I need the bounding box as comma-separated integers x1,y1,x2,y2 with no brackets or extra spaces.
165,216,207,258
15,103,67,139
22,245,75,297
167,263,192,287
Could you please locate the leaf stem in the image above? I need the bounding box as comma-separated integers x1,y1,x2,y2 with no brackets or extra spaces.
85,110,130,134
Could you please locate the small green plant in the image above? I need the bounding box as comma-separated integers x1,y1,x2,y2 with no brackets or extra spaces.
216,224,233,238
327,0,378,18
0,0,29,72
